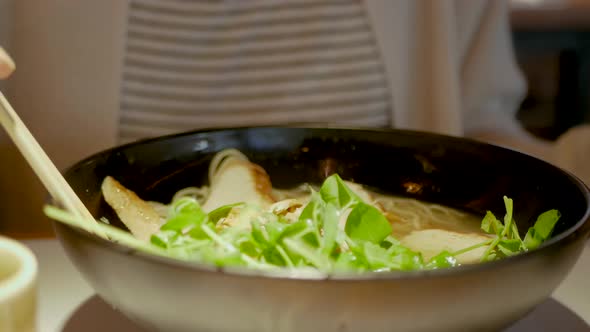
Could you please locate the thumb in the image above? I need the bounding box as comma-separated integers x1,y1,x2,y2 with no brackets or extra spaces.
0,47,15,79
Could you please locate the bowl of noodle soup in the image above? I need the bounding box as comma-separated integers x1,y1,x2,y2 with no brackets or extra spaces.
51,127,590,332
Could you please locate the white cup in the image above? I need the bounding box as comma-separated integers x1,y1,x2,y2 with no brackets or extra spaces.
0,236,37,332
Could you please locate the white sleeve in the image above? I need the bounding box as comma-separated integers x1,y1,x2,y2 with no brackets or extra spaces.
367,0,543,154
452,1,590,185
457,1,555,159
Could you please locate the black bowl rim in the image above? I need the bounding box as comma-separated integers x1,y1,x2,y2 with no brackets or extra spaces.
54,126,590,282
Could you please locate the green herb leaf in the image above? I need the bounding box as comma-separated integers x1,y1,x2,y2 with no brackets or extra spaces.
150,230,177,248
283,238,329,270
208,203,244,224
497,238,522,256
523,209,561,250
345,202,392,244
361,242,393,270
170,197,203,216
251,219,268,248
160,212,206,232
282,219,311,238
238,238,261,258
387,246,425,270
503,196,514,230
481,236,502,262
501,196,521,242
320,203,339,255
319,174,360,209
298,190,322,222
381,235,401,249
481,211,503,235
334,252,367,272
426,251,458,269
161,197,207,233
265,219,288,245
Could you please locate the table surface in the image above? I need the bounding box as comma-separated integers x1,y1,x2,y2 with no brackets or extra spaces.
21,239,590,332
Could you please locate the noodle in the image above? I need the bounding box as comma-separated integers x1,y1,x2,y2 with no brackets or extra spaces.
376,195,481,238
165,149,482,238
271,184,313,201
171,187,210,205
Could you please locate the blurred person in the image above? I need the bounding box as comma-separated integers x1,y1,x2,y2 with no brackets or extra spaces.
0,0,588,234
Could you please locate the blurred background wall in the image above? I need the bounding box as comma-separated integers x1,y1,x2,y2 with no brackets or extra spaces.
0,1,126,236
0,0,589,236
512,0,590,139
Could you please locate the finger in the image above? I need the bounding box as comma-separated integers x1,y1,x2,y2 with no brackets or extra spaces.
0,47,15,79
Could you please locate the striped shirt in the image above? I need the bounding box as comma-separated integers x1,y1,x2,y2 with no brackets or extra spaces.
119,0,391,143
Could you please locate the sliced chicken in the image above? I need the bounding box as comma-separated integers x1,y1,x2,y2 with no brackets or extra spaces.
101,176,164,242
202,158,275,212
401,229,493,264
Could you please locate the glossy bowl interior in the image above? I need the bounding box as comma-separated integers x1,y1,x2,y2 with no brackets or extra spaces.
54,127,590,332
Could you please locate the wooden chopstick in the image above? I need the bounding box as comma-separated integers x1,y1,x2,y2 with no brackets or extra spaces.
0,91,106,237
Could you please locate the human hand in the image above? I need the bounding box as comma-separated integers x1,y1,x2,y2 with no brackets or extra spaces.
0,47,15,79
553,125,590,187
